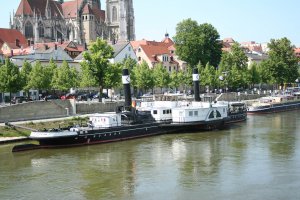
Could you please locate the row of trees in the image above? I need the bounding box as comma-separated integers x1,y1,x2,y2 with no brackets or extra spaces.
1,19,299,101
174,18,300,90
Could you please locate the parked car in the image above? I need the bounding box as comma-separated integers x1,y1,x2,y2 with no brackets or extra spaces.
92,92,109,100
61,93,77,100
11,96,33,104
43,95,60,101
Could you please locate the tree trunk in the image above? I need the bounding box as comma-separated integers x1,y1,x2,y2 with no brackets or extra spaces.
9,92,12,105
99,86,103,102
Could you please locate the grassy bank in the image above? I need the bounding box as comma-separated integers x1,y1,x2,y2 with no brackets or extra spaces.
0,117,88,138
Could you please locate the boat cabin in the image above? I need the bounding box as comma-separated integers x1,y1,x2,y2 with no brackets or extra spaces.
171,104,228,123
151,107,172,121
89,113,121,128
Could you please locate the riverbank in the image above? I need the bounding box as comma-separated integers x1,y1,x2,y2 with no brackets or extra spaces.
0,137,28,144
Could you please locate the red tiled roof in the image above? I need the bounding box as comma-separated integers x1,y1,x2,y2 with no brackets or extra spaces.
294,48,300,54
62,0,83,18
16,0,64,18
140,45,171,63
0,28,28,49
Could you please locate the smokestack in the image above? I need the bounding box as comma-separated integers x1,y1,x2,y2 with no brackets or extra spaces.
122,68,132,108
193,68,200,102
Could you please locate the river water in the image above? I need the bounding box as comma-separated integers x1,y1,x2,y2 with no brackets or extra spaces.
1,111,300,200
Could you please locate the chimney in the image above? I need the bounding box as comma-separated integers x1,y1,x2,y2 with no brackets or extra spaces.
122,69,132,108
27,40,31,47
15,39,20,48
193,68,201,102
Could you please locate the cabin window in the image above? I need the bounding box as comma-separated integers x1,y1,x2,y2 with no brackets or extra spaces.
163,110,166,114
194,111,198,116
189,111,193,117
153,110,158,115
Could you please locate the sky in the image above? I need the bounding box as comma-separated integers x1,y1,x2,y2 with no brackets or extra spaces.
1,0,300,46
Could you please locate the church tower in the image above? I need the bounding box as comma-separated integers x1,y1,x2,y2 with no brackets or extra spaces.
106,0,135,43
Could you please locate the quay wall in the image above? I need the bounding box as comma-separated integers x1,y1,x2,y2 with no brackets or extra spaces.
0,100,73,123
0,100,124,123
216,93,267,101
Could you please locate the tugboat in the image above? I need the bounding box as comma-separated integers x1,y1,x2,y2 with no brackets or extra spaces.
159,69,229,131
12,69,174,152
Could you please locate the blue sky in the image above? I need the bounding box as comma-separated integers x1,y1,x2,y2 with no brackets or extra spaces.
1,0,300,46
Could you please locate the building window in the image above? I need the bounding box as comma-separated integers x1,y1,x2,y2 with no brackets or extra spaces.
112,6,118,22
138,57,141,61
128,47,131,51
169,66,171,72
38,22,44,38
25,21,33,38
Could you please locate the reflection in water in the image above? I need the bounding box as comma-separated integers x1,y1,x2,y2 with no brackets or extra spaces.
1,111,300,199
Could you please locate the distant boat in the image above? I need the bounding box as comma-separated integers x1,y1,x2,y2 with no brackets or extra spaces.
247,89,300,114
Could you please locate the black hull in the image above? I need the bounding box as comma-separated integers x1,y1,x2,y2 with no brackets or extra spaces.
161,119,226,132
248,101,300,114
13,123,175,152
226,113,247,124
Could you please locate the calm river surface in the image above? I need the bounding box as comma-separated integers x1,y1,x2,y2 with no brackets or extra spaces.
1,111,300,200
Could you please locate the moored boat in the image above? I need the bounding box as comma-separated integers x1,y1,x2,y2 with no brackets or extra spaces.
247,93,300,114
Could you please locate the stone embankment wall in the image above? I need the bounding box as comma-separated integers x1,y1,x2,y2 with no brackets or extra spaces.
216,93,267,101
0,100,73,123
76,101,124,114
0,100,124,123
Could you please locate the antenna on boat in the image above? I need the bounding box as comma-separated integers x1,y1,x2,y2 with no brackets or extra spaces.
193,68,201,102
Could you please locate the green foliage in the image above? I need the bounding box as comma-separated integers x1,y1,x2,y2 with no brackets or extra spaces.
220,43,248,71
81,38,114,101
169,70,184,90
133,61,154,92
173,18,222,67
52,61,79,91
248,63,261,87
200,63,217,88
153,63,170,91
27,61,52,90
263,38,299,85
104,62,122,89
20,60,32,93
0,59,23,94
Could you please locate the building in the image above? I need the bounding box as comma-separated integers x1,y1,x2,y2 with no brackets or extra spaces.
11,0,135,45
130,33,187,73
246,52,268,67
74,42,137,63
0,28,29,57
240,41,263,53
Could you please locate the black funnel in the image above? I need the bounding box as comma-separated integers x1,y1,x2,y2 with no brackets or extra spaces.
122,69,132,107
193,68,201,102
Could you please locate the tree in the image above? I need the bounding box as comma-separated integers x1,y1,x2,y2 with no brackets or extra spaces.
153,63,170,93
0,59,23,102
248,63,261,88
200,63,217,90
169,70,184,92
173,18,222,68
81,38,114,102
104,62,122,94
133,61,154,93
264,37,299,87
52,61,79,91
20,60,32,97
27,61,52,93
219,42,248,71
